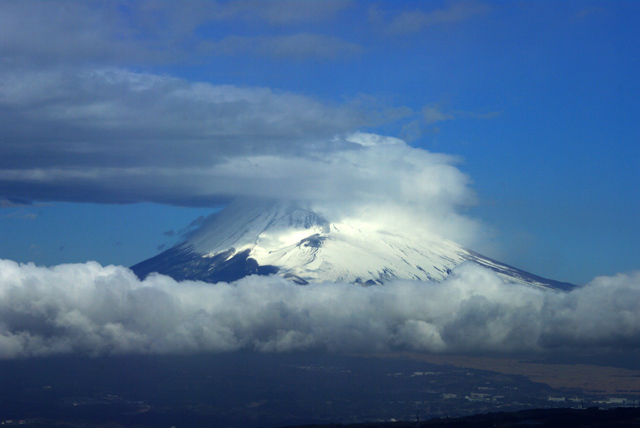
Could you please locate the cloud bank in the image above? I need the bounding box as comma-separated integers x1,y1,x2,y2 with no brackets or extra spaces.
1,259,639,359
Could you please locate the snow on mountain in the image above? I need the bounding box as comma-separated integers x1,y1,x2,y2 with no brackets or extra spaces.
131,199,574,290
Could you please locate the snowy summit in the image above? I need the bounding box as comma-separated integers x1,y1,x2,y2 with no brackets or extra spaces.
132,199,573,290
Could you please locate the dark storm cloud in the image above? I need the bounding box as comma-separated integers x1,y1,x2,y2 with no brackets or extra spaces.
0,67,386,205
0,68,361,160
1,260,640,359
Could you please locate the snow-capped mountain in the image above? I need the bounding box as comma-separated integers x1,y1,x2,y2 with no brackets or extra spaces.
131,199,574,290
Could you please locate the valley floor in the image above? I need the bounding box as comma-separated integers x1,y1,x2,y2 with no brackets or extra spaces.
2,353,638,427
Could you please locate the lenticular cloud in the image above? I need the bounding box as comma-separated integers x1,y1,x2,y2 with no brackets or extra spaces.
1,259,640,359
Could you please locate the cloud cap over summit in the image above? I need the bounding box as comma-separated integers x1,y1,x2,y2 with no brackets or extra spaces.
0,66,479,243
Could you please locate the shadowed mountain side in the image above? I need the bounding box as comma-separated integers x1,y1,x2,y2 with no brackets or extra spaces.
131,244,278,284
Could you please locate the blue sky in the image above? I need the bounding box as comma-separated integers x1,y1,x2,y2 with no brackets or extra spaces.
0,0,638,285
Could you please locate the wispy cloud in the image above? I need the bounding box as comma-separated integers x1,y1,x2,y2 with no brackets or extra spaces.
204,34,363,60
574,7,608,22
217,0,353,25
3,211,38,220
144,0,352,28
0,198,32,208
0,1,356,68
370,1,491,35
400,103,501,141
422,104,455,124
0,1,147,68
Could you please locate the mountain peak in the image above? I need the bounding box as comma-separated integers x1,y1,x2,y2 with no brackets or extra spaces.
132,199,574,290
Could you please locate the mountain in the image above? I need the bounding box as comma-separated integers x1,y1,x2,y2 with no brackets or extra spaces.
131,199,574,290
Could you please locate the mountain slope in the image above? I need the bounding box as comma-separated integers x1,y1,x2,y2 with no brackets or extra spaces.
132,199,574,290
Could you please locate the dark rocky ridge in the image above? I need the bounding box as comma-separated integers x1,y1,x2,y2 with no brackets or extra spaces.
131,243,278,283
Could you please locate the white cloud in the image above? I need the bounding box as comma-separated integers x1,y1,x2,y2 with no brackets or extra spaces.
1,259,640,359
